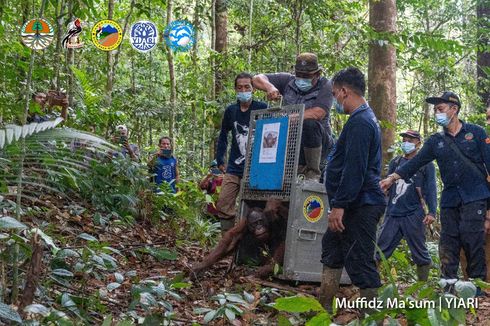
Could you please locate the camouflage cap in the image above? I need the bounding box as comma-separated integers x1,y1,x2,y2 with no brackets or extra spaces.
294,53,322,75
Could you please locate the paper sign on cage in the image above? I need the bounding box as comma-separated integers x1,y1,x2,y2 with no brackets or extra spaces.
249,116,289,190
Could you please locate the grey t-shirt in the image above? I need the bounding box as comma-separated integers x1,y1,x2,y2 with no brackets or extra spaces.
265,73,333,133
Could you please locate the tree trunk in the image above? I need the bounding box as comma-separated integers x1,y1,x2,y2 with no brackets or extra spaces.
477,0,490,108
368,0,397,173
214,0,227,96
165,0,176,139
53,0,65,91
293,0,303,55
189,0,200,173
105,0,115,108
112,0,135,82
248,0,254,68
66,0,75,112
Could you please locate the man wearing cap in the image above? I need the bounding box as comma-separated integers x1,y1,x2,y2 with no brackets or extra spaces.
112,124,139,161
376,130,437,281
380,92,490,293
252,53,333,181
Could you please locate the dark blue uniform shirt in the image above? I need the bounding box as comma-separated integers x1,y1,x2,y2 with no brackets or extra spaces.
325,103,386,209
396,121,490,208
386,157,437,217
216,100,268,177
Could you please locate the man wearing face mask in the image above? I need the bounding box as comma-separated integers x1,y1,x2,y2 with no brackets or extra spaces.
376,130,437,281
215,73,267,232
252,53,333,181
319,68,386,318
380,92,490,295
148,136,179,193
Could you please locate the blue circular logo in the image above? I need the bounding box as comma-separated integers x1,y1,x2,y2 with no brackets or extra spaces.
130,21,158,53
163,20,195,52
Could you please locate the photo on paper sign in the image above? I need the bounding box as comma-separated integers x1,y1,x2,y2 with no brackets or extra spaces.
130,21,158,53
259,122,280,163
62,18,84,49
20,18,54,50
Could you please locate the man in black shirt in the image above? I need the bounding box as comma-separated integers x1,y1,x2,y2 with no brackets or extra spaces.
252,53,333,181
215,73,268,231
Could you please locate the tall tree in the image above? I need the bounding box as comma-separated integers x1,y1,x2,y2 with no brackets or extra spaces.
214,0,227,96
477,0,490,107
368,0,397,171
165,0,176,139
105,0,115,110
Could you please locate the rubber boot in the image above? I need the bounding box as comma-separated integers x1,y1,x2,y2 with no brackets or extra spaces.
304,146,322,181
297,165,307,176
318,266,342,313
359,287,382,324
219,217,235,234
416,264,431,282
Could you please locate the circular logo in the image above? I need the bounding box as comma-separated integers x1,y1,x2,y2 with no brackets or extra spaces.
21,18,55,50
91,20,122,51
163,20,195,52
303,196,324,223
465,132,474,141
130,21,158,53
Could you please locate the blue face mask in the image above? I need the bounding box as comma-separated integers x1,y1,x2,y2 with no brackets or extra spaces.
401,141,416,154
333,98,346,114
295,78,313,92
237,91,252,103
161,149,172,158
435,112,452,127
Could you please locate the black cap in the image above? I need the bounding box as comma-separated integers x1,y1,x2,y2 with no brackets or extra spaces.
425,91,461,107
295,53,322,75
399,130,421,140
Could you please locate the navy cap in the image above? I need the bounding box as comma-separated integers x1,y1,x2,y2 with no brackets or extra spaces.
426,91,461,107
399,130,421,140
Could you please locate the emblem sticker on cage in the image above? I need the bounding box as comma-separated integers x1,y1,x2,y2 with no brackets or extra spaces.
21,18,55,50
91,20,122,51
303,196,324,223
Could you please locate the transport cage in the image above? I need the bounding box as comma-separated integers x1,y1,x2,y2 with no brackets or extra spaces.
280,179,350,284
236,103,350,284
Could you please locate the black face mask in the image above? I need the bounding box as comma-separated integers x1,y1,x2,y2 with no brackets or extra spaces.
161,149,172,158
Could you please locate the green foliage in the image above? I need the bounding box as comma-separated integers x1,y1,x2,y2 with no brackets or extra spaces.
273,295,331,326
194,292,254,324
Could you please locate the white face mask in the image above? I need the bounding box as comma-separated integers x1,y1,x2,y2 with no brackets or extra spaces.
401,141,416,154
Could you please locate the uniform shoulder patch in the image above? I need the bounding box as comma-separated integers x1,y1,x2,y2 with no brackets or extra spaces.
485,137,490,144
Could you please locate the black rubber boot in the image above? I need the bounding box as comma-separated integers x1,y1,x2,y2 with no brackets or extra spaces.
318,266,342,313
304,146,322,181
416,264,431,282
359,287,383,325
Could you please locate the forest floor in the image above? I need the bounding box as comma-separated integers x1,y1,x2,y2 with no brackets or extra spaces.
18,194,490,325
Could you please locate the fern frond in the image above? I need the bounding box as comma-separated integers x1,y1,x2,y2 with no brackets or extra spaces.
0,118,63,149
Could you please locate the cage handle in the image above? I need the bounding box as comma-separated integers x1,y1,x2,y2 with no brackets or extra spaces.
267,96,283,111
298,228,318,241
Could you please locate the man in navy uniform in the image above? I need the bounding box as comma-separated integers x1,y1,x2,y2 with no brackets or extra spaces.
380,92,490,294
319,67,386,317
376,130,437,281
